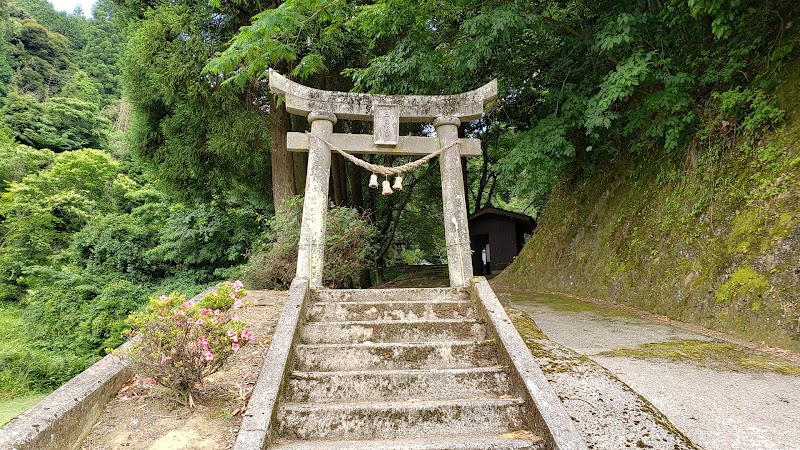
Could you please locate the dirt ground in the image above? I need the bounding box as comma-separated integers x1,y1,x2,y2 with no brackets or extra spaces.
80,290,286,450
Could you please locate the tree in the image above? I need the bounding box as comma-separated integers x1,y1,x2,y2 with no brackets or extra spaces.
61,69,101,103
0,92,110,150
0,149,119,300
204,0,371,210
119,1,272,206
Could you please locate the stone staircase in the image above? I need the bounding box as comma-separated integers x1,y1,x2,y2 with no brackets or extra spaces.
271,288,546,449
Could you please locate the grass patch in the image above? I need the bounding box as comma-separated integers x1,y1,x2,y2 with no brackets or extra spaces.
0,392,46,426
601,339,800,375
507,306,547,340
503,290,635,318
0,302,32,397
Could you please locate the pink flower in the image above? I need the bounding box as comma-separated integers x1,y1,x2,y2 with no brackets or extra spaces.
195,318,204,325
181,299,196,308
231,342,240,352
232,280,244,293
214,309,221,316
203,350,214,361
200,308,212,316
241,329,254,341
233,299,244,309
228,291,236,299
210,316,220,324
227,329,239,342
197,337,209,348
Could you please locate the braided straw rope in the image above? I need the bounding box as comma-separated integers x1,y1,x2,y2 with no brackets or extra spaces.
308,132,460,176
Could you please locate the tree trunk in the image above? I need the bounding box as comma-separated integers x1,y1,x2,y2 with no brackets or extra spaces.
338,155,349,206
331,154,345,205
293,153,307,195
269,99,295,212
349,166,364,210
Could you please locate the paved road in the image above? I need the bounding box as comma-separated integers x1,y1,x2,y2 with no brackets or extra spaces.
510,292,800,450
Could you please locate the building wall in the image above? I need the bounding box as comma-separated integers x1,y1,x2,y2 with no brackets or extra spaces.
469,215,518,272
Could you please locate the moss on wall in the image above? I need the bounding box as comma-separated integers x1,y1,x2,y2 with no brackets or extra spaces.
498,62,800,352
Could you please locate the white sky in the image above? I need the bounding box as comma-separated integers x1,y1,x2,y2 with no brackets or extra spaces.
48,0,96,17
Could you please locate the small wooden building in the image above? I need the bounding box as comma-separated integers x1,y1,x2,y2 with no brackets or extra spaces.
469,207,536,276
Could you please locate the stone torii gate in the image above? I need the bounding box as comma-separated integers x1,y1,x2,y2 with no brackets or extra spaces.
269,70,497,289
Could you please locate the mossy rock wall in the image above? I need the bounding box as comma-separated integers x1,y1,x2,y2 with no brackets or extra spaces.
499,65,800,353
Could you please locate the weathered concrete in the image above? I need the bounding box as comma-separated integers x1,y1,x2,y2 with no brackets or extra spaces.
287,132,482,156
0,343,133,450
305,299,474,321
293,340,498,371
472,278,588,450
273,434,544,449
593,357,800,450
510,291,799,450
522,338,697,450
278,398,526,440
241,286,585,450
233,278,309,450
286,366,511,403
313,287,462,303
295,113,335,288
436,116,474,289
269,70,497,122
299,318,486,343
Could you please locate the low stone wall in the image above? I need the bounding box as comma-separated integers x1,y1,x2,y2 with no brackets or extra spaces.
233,277,309,450
0,342,133,450
471,276,588,450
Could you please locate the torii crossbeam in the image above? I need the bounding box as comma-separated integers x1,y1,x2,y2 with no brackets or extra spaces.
269,70,497,288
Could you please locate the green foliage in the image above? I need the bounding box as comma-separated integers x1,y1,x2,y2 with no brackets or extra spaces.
205,0,363,87
61,69,101,102
147,201,260,272
0,301,95,397
715,266,770,305
0,149,119,300
244,196,376,289
713,88,786,133
0,140,53,189
343,0,796,206
0,92,111,151
125,281,252,403
122,1,271,201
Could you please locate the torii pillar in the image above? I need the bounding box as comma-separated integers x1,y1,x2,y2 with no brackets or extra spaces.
269,70,497,289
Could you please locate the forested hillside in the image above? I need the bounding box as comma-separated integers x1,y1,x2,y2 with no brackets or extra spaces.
1,0,798,410
0,0,262,400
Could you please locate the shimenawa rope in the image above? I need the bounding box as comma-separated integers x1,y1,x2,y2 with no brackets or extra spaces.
307,132,460,177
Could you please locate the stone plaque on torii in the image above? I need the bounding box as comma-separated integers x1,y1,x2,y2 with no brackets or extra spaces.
269,69,497,289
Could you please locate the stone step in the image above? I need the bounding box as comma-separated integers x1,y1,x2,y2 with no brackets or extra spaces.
300,319,487,344
306,300,475,321
313,288,466,303
277,398,527,441
273,432,546,449
293,341,498,372
286,366,512,403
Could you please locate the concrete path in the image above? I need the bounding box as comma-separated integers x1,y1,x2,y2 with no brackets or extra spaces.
509,292,800,450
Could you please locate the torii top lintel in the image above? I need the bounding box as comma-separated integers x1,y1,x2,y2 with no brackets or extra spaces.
268,69,498,122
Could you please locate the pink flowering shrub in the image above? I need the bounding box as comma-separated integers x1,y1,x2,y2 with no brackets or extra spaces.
125,280,253,403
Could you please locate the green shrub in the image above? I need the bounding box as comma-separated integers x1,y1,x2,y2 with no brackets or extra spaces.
243,196,376,289
125,281,252,404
